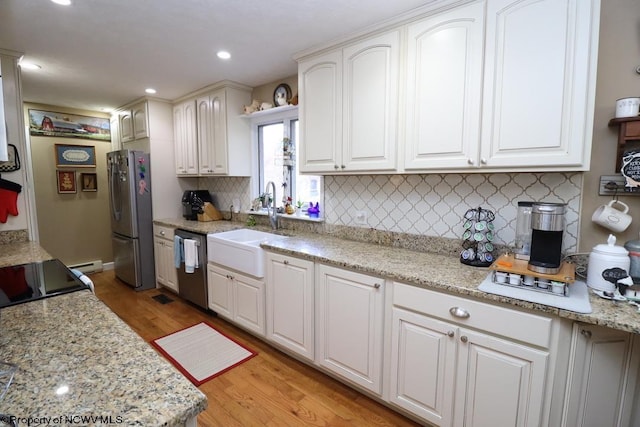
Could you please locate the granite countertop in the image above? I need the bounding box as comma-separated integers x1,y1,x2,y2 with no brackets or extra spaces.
0,241,53,267
156,217,640,335
0,291,207,426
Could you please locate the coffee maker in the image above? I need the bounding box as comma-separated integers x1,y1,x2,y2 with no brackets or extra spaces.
182,190,213,220
528,202,566,274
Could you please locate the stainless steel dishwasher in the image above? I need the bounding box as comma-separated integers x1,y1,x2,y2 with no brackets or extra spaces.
174,229,208,309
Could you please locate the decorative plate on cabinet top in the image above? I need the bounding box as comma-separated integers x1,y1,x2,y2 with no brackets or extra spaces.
273,83,292,107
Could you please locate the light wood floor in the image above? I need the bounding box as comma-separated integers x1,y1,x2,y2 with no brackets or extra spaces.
91,270,422,427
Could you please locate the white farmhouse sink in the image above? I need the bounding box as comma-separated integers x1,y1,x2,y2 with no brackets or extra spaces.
207,229,288,278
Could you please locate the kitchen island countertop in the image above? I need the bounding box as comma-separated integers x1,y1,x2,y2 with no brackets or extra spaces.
156,217,640,335
0,290,207,426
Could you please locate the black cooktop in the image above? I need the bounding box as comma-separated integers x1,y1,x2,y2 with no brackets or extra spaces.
0,259,90,308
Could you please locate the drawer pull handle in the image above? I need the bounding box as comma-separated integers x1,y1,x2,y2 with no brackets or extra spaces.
447,330,454,338
581,329,592,339
460,335,468,343
449,307,470,319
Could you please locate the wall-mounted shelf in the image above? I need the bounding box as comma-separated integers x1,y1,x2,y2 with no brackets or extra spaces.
240,104,298,119
608,116,640,172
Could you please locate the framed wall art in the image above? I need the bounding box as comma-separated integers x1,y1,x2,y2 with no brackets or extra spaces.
81,172,97,192
54,144,96,168
29,109,111,142
56,170,77,194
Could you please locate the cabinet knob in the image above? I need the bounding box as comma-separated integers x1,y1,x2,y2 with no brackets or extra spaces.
160,231,165,236
341,165,346,169
467,158,474,165
373,283,381,289
460,335,468,343
334,165,339,170
283,260,289,265
581,329,592,339
480,158,487,165
447,330,455,338
449,306,470,319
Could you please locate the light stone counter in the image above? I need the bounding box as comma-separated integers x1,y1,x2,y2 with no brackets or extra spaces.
0,291,207,426
155,217,640,335
0,241,53,267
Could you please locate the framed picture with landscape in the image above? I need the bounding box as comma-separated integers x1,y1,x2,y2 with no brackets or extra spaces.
29,109,111,142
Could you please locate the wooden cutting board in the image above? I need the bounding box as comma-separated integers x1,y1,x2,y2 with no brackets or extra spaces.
489,253,575,283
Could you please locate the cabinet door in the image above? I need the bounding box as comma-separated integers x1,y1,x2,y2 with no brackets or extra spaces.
298,50,342,173
196,95,214,175
265,253,315,360
390,307,457,426
209,89,228,174
110,115,121,150
480,0,598,169
454,328,549,427
233,273,265,336
119,111,134,144
132,101,149,140
342,31,399,172
162,239,178,292
404,2,484,170
562,324,639,427
153,238,167,286
316,264,384,394
207,263,233,319
173,101,198,176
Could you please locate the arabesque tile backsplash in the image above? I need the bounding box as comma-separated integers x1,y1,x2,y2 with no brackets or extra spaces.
201,172,582,254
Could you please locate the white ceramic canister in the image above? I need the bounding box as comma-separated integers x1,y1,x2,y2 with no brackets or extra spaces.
587,234,630,292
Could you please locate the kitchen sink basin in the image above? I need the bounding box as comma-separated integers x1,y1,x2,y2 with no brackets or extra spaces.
206,229,288,278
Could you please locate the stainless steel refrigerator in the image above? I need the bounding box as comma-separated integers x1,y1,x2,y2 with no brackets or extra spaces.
107,149,155,290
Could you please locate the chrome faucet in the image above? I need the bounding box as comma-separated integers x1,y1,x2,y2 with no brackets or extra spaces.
265,181,278,230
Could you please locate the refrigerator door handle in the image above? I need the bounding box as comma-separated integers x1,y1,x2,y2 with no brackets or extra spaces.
109,161,121,221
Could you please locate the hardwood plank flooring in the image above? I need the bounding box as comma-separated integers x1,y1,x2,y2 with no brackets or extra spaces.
90,270,422,427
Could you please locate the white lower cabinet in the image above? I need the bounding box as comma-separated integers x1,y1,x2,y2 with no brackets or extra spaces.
390,282,553,427
265,253,315,360
207,263,265,336
315,264,385,395
153,225,178,293
561,323,640,427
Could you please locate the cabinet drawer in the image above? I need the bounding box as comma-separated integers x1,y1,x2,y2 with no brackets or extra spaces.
393,282,552,348
153,225,174,239
625,120,640,138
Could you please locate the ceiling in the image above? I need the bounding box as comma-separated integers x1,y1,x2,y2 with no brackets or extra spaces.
0,0,435,113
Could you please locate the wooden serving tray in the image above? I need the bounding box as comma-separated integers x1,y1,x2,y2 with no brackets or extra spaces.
489,253,575,283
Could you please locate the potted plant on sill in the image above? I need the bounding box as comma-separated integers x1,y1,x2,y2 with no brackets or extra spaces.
258,192,272,209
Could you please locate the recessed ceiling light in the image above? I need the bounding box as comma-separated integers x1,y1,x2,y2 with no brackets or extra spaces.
19,61,41,70
217,51,231,60
51,0,72,5
145,88,157,94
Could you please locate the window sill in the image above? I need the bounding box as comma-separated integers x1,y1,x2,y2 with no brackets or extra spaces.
246,209,324,223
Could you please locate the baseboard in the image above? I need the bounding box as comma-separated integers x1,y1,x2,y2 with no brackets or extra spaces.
68,259,104,274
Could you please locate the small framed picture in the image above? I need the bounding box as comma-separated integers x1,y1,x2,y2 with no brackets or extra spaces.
54,144,96,168
81,172,97,192
56,170,77,194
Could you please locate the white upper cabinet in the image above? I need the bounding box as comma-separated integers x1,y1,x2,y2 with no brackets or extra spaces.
299,30,400,173
298,0,599,174
173,83,251,177
298,50,342,173
404,2,484,170
173,99,198,176
479,0,598,170
119,100,149,144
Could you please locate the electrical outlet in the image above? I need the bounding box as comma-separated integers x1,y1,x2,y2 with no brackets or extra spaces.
355,210,368,225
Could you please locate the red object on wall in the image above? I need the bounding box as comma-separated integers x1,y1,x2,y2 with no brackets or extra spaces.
0,178,21,223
